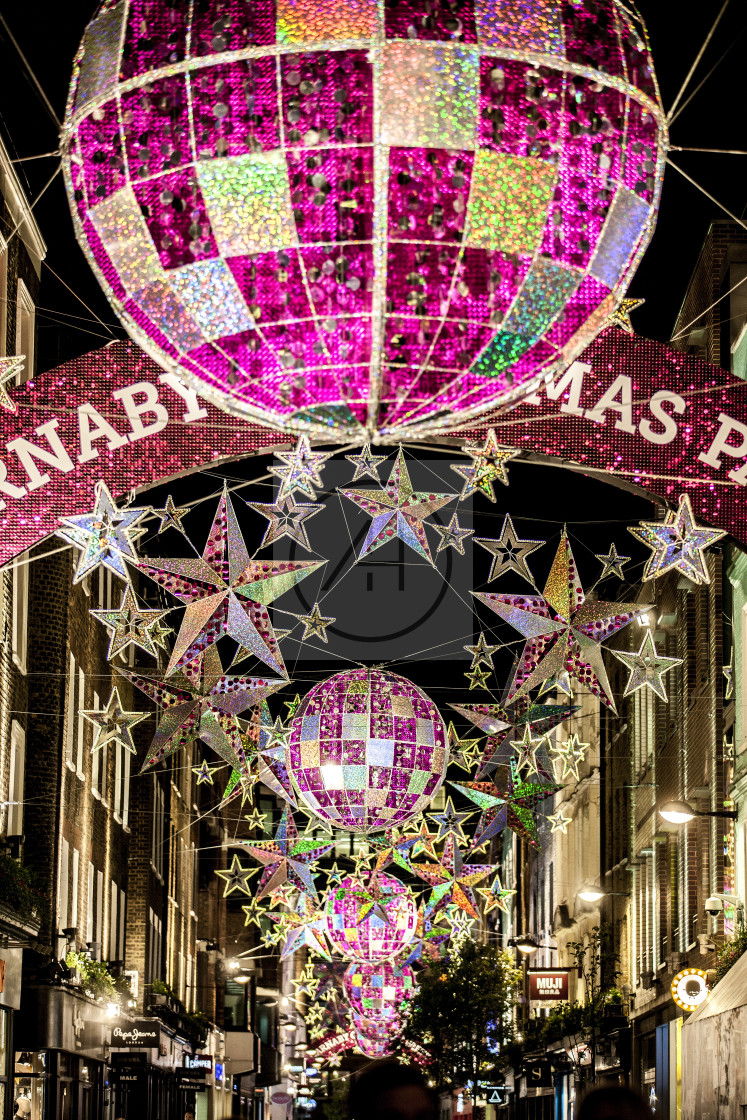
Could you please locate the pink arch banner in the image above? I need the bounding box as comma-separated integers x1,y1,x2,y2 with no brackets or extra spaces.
0,332,746,567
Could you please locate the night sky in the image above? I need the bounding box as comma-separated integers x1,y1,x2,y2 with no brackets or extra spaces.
0,1,746,372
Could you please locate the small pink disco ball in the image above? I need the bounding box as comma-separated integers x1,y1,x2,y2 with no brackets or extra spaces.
287,668,448,833
62,1,665,439
325,874,417,961
343,960,417,1022
355,1032,393,1059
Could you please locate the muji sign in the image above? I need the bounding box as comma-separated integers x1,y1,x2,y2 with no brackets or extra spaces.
0,330,745,568
528,970,570,1001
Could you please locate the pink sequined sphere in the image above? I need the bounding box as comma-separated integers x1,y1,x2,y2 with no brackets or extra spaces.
62,1,666,438
324,874,417,961
287,669,448,833
343,960,417,1021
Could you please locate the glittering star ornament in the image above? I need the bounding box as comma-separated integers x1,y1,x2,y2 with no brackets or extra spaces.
294,963,322,999
193,760,220,785
411,835,495,920
339,448,455,567
0,355,26,411
57,481,151,585
595,543,630,580
606,297,645,333
402,902,450,965
446,724,482,774
365,830,418,876
241,808,334,901
629,494,726,585
152,494,189,535
550,733,589,782
433,512,474,555
427,796,474,845
548,806,572,834
538,671,573,699
478,874,516,915
452,760,560,849
269,893,331,960
452,431,518,502
271,435,334,500
474,533,648,711
464,633,498,670
346,445,388,482
465,664,492,690
120,646,284,770
81,688,146,755
290,602,336,644
215,853,255,896
611,630,683,702
91,582,170,660
512,724,547,776
405,820,440,861
451,699,573,781
246,495,323,552
474,514,544,582
244,806,266,831
138,487,323,677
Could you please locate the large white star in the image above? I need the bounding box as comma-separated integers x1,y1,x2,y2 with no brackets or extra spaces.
611,630,683,702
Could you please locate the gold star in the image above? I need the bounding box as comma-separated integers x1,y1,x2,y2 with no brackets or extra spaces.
477,874,517,915
465,664,492,690
464,632,499,669
548,806,572,834
606,297,645,334
447,722,482,773
81,688,146,755
0,355,25,412
452,429,518,502
152,494,190,535
91,582,170,660
241,897,267,928
285,693,302,720
290,602,336,644
215,854,255,897
244,806,267,832
192,760,221,785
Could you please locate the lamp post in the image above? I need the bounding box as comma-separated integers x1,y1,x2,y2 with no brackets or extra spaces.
658,798,737,823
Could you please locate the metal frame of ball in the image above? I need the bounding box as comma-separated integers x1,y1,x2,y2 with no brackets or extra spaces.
60,8,668,441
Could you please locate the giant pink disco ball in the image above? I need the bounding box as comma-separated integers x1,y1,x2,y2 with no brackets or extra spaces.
343,960,417,1022
62,1,665,439
325,873,417,961
287,668,448,833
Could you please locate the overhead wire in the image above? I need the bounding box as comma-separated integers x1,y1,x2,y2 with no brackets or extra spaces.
0,11,62,130
665,0,731,123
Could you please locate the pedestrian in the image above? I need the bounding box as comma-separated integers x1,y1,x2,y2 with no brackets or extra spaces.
348,1061,437,1120
575,1086,653,1119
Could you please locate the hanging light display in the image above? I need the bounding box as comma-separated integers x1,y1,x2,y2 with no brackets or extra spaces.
343,960,417,1022
62,1,666,438
324,873,417,961
286,668,449,833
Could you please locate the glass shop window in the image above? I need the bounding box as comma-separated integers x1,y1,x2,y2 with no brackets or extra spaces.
13,1051,46,1120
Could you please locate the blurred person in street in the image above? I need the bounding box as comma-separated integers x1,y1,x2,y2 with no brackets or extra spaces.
576,1085,653,1119
348,1060,437,1120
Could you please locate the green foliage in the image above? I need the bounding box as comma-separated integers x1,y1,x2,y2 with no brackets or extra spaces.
321,1074,349,1120
398,938,521,1093
65,952,119,1002
0,853,45,924
150,978,172,996
712,925,747,986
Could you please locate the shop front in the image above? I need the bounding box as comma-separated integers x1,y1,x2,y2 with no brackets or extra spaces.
0,947,23,1120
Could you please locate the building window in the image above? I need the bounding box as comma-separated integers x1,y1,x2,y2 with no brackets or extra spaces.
151,775,165,880
15,279,35,384
91,692,101,796
71,847,80,933
109,880,118,961
65,653,76,768
11,554,28,674
7,720,25,837
96,869,103,952
59,837,69,931
76,666,86,779
148,907,162,983
119,888,126,959
114,740,131,827
86,862,94,943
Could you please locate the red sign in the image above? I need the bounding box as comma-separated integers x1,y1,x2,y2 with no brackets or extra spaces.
528,970,570,1001
0,330,746,568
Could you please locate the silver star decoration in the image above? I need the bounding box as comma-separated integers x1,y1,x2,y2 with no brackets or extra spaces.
81,687,146,755
512,724,546,776
345,444,388,482
432,512,474,555
595,543,630,580
538,671,573,699
152,495,189,535
90,582,170,660
474,514,544,582
193,760,220,785
270,435,334,500
427,796,475,844
724,661,734,700
246,495,323,552
57,482,151,585
548,806,572,834
610,630,683,703
550,733,589,783
464,632,498,669
629,493,726,585
452,430,518,502
289,602,336,643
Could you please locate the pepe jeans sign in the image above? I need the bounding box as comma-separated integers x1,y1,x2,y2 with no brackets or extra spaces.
528,970,570,1001
111,1022,160,1047
1,332,747,571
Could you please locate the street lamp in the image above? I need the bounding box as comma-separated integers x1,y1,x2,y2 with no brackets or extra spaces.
659,799,737,824
577,884,630,903
509,934,539,955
